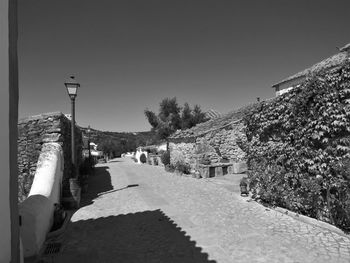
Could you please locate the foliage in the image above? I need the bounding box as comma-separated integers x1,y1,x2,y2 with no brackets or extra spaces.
140,153,147,164
244,61,350,230
175,162,191,174
169,149,191,174
165,164,175,173
170,150,185,167
83,127,157,158
144,97,209,147
161,151,171,166
79,158,92,175
192,104,208,126
181,103,193,129
145,97,181,143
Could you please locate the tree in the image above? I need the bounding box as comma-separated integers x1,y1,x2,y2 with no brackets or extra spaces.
145,98,209,150
192,104,207,125
181,103,193,129
145,97,181,150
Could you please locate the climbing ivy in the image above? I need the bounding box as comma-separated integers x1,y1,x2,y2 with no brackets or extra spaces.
244,60,350,230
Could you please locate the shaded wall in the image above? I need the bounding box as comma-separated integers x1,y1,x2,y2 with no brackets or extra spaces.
18,112,82,202
0,0,20,261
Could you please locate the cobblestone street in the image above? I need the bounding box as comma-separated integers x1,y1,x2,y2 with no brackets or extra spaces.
50,158,350,263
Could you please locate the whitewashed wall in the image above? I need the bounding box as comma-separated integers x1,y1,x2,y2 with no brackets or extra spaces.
19,143,64,257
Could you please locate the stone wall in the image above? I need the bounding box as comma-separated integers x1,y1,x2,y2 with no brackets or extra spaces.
169,120,247,169
17,112,83,202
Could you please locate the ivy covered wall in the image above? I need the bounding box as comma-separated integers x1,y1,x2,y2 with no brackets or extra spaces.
245,60,350,230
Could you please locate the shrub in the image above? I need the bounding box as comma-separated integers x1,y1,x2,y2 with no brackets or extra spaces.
158,149,166,156
244,61,350,230
161,151,170,166
165,164,175,172
140,153,147,164
175,162,191,174
170,150,185,167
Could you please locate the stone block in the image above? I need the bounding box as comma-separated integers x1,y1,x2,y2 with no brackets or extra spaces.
42,133,62,143
215,166,223,177
200,167,209,178
232,162,247,174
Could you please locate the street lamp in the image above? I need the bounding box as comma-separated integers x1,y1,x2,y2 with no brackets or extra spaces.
87,125,92,165
65,76,80,178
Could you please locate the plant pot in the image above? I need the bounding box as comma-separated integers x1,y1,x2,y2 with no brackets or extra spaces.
82,183,88,194
68,178,81,208
240,184,249,196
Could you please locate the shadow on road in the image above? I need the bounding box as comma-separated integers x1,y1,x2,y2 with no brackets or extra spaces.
56,209,216,263
97,184,139,197
80,166,113,207
107,159,122,163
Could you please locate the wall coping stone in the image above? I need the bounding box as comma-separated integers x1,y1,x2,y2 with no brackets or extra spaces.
169,119,242,141
18,112,64,124
198,162,234,168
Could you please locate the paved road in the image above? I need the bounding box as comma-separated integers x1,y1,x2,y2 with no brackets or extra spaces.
49,158,350,263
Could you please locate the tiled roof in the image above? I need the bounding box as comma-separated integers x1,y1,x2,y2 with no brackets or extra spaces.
205,109,221,120
170,102,262,139
273,43,350,88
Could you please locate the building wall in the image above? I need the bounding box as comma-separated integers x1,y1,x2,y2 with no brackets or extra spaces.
18,112,83,203
170,120,247,169
0,0,20,261
275,76,305,96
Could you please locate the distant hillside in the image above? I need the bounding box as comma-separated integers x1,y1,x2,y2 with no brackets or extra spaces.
80,127,157,158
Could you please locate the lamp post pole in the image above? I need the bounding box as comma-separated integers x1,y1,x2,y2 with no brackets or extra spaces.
65,75,80,178
87,125,91,165
71,97,76,175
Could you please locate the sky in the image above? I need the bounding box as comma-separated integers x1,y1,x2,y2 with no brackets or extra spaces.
18,0,350,132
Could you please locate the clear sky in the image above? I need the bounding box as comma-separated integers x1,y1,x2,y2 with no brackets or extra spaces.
18,0,350,132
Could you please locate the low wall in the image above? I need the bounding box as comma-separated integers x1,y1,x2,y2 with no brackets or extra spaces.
147,154,163,166
19,143,63,258
135,149,148,164
18,112,82,202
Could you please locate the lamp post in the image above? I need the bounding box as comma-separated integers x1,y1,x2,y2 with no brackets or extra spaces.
87,125,92,165
65,76,80,178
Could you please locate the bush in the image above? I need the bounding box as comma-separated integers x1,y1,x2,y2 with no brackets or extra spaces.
165,164,175,172
175,162,191,174
170,150,184,167
245,61,350,230
161,151,170,166
140,153,147,164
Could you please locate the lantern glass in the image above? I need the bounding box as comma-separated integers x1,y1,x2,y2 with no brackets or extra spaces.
64,76,80,98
